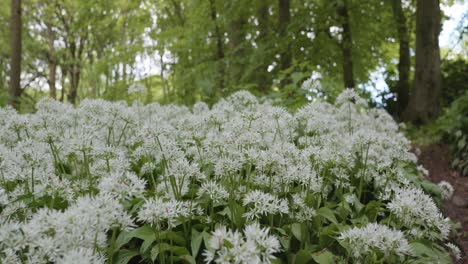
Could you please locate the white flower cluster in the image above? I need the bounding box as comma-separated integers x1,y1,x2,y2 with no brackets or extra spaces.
387,186,451,240
338,223,412,259
197,181,229,204
438,181,454,200
0,90,452,261
0,194,132,263
242,190,289,220
204,222,281,264
137,197,200,228
445,242,461,260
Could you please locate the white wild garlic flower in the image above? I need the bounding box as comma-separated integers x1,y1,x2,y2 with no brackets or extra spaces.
438,181,454,200
338,223,412,259
204,222,281,264
242,190,289,220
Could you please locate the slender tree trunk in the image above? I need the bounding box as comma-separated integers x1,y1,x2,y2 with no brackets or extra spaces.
337,0,355,89
9,0,22,108
67,36,84,105
278,0,291,86
256,1,271,93
159,49,168,102
67,41,78,104
209,0,225,96
392,0,410,117
403,0,441,123
46,23,57,99
59,64,66,102
227,8,246,88
68,65,79,104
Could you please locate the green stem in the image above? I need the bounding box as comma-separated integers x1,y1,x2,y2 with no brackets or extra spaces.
108,228,117,264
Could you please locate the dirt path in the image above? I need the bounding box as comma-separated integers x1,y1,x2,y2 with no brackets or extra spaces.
417,144,468,262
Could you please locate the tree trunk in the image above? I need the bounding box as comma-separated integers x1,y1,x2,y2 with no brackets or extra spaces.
159,49,168,103
59,64,66,102
255,0,272,93
68,65,79,105
209,0,225,96
403,0,441,123
227,9,246,89
336,0,355,89
278,0,291,86
9,0,22,108
46,22,57,100
392,0,410,117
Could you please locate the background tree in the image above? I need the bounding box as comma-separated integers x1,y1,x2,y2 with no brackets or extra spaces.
391,0,410,117
403,0,442,123
0,0,465,118
9,0,22,108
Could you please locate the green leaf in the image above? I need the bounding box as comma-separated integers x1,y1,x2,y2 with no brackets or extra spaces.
130,225,156,242
410,242,437,258
419,181,441,199
311,250,335,264
279,235,291,251
113,249,139,264
291,223,303,242
180,255,197,264
191,228,203,257
410,241,452,263
202,231,213,251
114,225,156,253
161,230,187,246
151,243,171,261
317,207,338,224
140,236,157,254
295,249,313,264
319,224,339,248
114,230,133,252
171,245,190,256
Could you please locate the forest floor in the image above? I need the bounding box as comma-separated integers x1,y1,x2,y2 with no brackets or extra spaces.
417,144,468,262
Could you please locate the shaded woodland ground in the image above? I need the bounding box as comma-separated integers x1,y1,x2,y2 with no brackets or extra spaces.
418,144,468,262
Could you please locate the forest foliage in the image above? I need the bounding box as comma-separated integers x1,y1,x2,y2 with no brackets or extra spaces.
0,0,465,111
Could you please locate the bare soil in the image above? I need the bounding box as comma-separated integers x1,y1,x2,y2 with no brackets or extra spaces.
416,143,468,263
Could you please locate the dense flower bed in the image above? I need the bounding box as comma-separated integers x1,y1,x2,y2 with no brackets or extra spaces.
0,90,461,263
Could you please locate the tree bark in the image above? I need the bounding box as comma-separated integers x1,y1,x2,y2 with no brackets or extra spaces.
278,0,291,86
255,0,272,93
227,6,246,88
209,0,225,94
46,22,57,100
9,0,22,108
392,0,410,117
67,36,85,105
59,64,67,102
336,0,355,89
403,0,441,123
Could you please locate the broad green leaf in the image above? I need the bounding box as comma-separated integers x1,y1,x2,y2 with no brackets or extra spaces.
114,230,133,252
180,255,197,264
161,230,187,246
140,236,157,254
410,242,438,258
130,225,156,242
191,228,203,257
319,224,339,248
171,245,190,256
291,223,303,242
279,235,291,251
113,249,139,264
311,250,335,264
202,231,214,251
151,243,171,261
295,249,313,264
317,207,338,224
